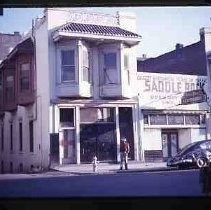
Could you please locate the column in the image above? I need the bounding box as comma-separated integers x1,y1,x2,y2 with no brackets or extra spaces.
75,106,80,164
115,106,120,162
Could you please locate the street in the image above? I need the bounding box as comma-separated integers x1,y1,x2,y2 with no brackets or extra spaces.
0,169,204,197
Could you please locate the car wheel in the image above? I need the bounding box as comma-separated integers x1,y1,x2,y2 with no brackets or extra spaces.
196,157,207,168
178,165,185,170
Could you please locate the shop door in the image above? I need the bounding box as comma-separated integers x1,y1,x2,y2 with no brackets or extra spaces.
162,130,178,160
80,124,116,163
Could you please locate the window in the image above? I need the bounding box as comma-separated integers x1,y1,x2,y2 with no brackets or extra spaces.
83,50,90,82
1,125,3,151
10,162,13,173
29,120,34,152
185,115,200,125
60,108,74,127
103,52,117,84
19,163,23,173
124,54,130,85
61,50,75,82
150,114,167,125
19,122,23,151
143,115,149,124
80,108,114,123
5,75,14,102
168,115,184,125
20,63,30,91
10,123,13,151
0,72,3,99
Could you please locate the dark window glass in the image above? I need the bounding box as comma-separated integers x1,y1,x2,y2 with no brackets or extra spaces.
150,114,167,125
10,162,13,173
29,120,34,152
61,50,75,81
20,63,30,91
10,123,13,151
19,122,23,151
1,125,3,151
143,115,149,124
168,115,184,125
185,115,200,125
6,75,14,102
60,108,74,127
104,53,117,69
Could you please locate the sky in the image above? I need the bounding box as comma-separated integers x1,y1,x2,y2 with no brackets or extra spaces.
0,7,211,58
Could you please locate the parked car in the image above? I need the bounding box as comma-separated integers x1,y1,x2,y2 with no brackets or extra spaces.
167,140,211,169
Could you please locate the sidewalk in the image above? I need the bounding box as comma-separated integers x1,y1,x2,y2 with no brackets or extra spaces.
51,161,173,175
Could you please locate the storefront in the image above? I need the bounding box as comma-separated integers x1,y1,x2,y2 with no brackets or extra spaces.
49,101,137,165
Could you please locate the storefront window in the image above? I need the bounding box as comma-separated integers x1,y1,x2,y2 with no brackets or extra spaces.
168,115,184,125
150,114,167,125
185,114,200,125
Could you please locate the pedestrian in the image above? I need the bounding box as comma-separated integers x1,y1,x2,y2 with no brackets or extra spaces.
199,161,211,196
120,137,130,170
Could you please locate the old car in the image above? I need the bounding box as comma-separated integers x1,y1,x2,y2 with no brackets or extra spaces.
167,140,211,169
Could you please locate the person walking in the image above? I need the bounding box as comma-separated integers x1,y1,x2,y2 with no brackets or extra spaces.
120,137,130,170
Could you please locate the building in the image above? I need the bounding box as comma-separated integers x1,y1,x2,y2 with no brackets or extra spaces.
0,32,22,63
1,8,211,174
0,8,141,173
136,28,211,162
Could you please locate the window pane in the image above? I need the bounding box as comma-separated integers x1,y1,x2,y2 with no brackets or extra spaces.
61,50,74,65
150,115,167,125
62,66,75,81
185,115,200,125
168,115,184,125
21,63,30,71
83,51,89,67
143,115,148,124
104,53,116,69
60,108,74,127
21,77,30,90
124,55,129,69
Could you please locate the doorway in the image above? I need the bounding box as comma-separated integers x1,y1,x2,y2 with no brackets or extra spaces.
80,123,116,163
161,129,179,160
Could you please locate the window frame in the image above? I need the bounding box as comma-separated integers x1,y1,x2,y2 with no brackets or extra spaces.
20,62,30,92
59,47,76,83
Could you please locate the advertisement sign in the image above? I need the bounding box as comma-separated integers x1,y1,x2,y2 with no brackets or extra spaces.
136,72,207,109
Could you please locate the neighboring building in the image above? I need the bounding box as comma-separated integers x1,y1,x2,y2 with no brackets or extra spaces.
0,38,35,173
136,29,211,162
0,32,22,63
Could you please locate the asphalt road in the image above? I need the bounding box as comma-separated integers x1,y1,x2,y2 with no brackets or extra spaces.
0,169,204,197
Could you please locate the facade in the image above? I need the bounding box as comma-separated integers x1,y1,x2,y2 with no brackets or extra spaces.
0,8,142,173
137,30,211,162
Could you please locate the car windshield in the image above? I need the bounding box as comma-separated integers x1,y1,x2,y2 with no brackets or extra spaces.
177,142,199,155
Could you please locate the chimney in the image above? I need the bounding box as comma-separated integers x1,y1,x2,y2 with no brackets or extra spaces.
175,43,183,50
14,31,20,36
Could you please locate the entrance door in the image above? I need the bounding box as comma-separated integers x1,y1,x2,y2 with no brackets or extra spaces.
80,124,116,163
162,130,178,160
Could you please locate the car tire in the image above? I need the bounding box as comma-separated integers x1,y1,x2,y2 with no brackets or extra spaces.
196,157,207,168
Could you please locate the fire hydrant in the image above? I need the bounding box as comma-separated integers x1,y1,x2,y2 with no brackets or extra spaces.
92,155,98,172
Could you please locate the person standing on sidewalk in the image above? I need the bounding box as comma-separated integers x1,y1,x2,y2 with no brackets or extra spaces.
120,137,130,170
199,161,211,196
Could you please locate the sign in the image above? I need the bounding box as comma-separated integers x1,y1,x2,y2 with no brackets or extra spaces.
136,72,207,109
181,89,207,105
